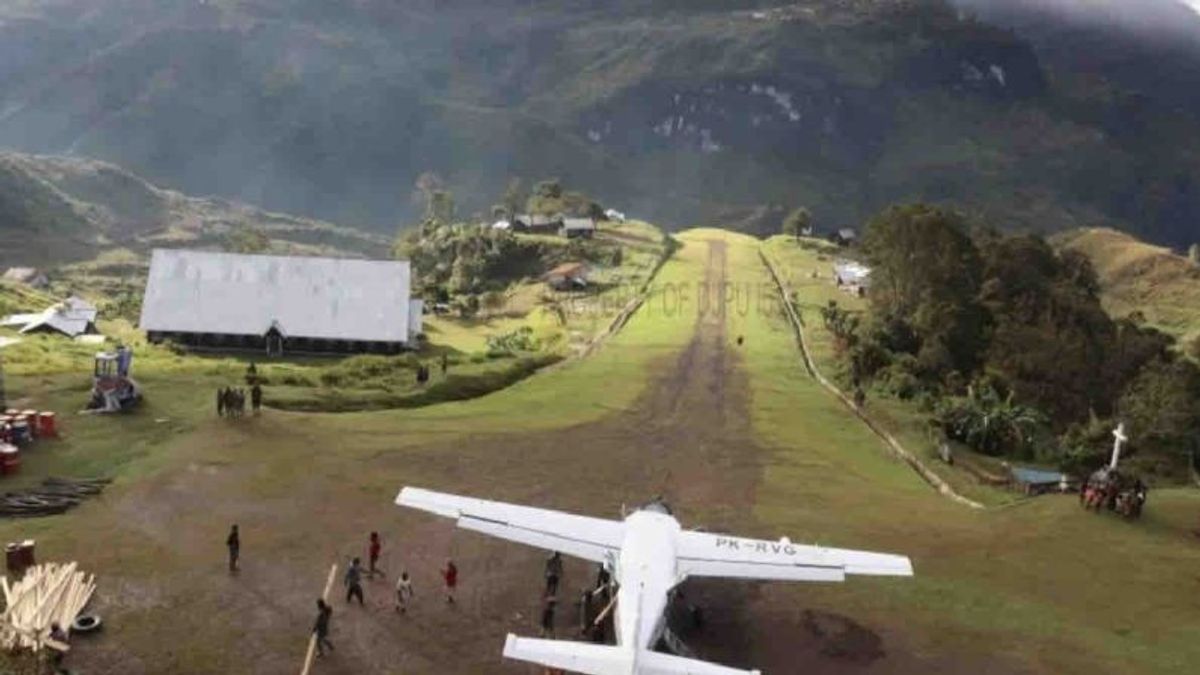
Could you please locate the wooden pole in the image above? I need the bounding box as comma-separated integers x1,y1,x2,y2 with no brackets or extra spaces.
299,563,338,675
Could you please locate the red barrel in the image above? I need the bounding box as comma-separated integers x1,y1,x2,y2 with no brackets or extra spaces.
20,411,38,438
37,412,57,438
0,445,19,475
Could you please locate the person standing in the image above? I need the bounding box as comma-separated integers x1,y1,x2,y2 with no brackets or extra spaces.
251,383,263,414
544,551,563,597
394,570,414,614
313,599,334,657
217,388,225,417
539,596,557,638
345,557,365,605
442,559,458,604
368,532,383,578
440,353,448,375
226,525,240,572
48,622,69,674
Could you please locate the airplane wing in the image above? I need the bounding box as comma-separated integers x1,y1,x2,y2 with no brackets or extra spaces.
397,487,624,563
675,531,912,582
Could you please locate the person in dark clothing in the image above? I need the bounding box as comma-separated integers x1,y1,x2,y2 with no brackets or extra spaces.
442,559,458,604
440,353,449,375
226,525,240,572
48,622,69,673
313,599,334,657
251,384,263,414
853,387,866,410
594,565,611,595
545,551,564,597
345,557,365,605
368,532,382,578
246,361,258,386
540,596,557,637
217,388,225,417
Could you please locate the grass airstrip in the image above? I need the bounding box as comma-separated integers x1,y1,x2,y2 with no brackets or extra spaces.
0,230,1196,674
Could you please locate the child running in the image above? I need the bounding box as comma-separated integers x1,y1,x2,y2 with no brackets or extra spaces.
394,570,414,614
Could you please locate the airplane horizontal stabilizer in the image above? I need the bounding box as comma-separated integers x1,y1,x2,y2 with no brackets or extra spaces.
639,649,762,675
502,634,631,675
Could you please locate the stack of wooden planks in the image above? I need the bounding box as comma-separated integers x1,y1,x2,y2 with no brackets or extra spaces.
0,562,95,652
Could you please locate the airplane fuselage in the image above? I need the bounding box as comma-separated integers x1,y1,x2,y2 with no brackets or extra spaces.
613,509,683,652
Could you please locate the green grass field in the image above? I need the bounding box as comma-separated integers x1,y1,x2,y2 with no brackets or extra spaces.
0,230,1197,674
750,233,1200,674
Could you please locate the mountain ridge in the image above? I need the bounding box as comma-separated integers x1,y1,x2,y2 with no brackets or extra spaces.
0,1,1197,246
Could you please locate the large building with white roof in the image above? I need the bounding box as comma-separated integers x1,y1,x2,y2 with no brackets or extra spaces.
139,249,422,355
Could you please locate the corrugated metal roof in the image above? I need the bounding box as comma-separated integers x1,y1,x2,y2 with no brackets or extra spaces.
562,218,596,230
139,249,413,343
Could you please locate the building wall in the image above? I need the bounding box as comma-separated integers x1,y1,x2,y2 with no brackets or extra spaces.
147,331,407,355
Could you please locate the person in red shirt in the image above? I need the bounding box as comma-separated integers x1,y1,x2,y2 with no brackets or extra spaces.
368,532,383,578
442,559,458,604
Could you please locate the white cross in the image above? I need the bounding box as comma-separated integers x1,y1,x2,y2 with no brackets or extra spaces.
1110,422,1128,470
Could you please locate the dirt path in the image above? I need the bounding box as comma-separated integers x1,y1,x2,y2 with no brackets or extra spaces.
65,237,1005,674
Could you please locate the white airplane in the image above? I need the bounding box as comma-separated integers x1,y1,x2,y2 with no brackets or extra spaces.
396,487,913,675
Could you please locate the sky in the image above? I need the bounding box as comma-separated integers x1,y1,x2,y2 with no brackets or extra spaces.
952,0,1200,46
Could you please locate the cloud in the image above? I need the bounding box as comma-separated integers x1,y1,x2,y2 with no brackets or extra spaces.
951,0,1200,45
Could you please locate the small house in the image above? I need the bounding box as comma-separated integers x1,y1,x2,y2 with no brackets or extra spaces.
1010,466,1074,496
514,214,564,233
829,228,858,247
604,209,627,223
832,261,872,294
561,218,597,239
2,268,49,289
544,262,590,291
0,296,99,338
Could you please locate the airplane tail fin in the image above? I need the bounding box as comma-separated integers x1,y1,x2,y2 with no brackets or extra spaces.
502,634,761,675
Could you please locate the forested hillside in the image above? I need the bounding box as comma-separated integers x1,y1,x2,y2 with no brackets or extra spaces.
0,151,386,267
1,0,1198,245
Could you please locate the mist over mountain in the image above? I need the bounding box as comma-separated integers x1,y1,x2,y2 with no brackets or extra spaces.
1,0,1197,246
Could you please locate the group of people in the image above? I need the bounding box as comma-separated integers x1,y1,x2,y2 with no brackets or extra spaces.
1080,468,1147,519
216,384,261,417
311,532,460,658
225,524,616,663
538,550,614,644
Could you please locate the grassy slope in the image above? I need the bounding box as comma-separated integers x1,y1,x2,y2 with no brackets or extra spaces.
0,232,703,486
760,235,1018,507
1056,227,1200,349
736,233,1200,674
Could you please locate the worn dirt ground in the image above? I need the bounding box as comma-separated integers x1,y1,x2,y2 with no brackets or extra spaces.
17,236,1057,673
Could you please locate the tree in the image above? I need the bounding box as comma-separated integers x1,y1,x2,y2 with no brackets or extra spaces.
1117,358,1200,461
533,179,563,200
934,381,1046,457
427,190,455,224
862,204,989,376
781,208,811,239
501,178,527,218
